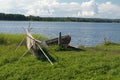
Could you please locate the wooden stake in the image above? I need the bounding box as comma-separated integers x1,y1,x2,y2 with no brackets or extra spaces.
37,43,53,65
58,32,62,46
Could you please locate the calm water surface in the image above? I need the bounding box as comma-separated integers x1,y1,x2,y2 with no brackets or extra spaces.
0,21,120,47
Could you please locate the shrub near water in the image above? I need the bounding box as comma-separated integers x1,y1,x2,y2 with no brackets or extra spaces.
0,34,25,45
0,34,47,45
0,34,120,80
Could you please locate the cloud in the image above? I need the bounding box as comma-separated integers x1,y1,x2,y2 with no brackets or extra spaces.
0,0,35,13
58,2,80,11
25,0,56,16
0,0,120,18
98,2,120,18
76,0,98,17
74,0,120,18
25,1,81,16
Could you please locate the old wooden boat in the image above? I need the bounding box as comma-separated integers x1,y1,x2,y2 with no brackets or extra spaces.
44,35,71,46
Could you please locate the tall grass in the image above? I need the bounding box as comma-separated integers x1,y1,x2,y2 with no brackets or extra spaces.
0,34,120,80
0,34,24,45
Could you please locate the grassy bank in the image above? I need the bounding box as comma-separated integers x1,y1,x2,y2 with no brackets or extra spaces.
0,34,120,80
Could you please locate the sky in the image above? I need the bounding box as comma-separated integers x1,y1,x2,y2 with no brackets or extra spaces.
0,0,120,19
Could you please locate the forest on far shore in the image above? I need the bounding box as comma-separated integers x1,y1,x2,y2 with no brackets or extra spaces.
0,13,120,23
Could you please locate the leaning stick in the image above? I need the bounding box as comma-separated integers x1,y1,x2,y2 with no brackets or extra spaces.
36,43,53,65
18,49,29,62
15,37,26,52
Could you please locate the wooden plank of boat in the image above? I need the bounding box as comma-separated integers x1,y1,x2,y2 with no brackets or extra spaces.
45,35,71,46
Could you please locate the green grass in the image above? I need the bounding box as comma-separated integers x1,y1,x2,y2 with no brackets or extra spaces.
0,34,120,80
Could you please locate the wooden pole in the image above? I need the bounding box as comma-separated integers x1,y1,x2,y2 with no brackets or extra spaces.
58,32,62,46
15,36,26,52
37,43,53,65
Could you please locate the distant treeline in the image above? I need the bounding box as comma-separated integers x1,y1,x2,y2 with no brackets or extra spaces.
0,13,120,23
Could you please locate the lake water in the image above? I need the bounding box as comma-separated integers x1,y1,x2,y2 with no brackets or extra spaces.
0,21,120,47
